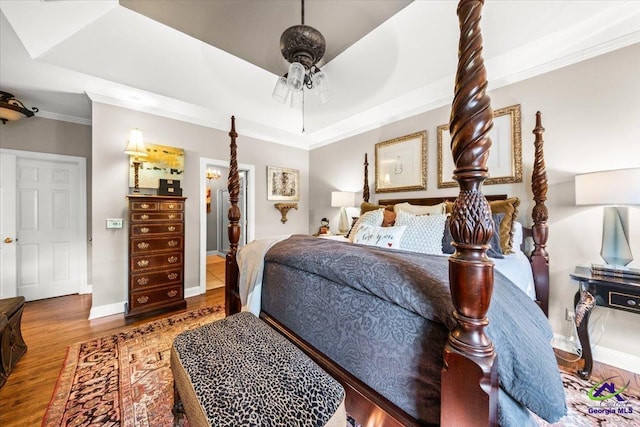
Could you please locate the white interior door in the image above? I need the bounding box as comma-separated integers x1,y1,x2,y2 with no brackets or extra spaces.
0,153,18,298
0,150,87,301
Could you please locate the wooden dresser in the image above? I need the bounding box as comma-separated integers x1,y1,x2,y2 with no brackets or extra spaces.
126,195,187,320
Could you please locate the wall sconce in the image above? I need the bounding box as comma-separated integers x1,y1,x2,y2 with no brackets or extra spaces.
575,168,640,266
0,91,38,124
123,129,148,193
206,168,221,181
275,203,298,223
331,191,356,235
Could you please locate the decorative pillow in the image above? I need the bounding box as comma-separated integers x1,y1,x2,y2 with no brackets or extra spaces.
382,210,396,227
348,209,384,242
353,224,406,249
360,202,394,215
442,213,505,259
444,198,520,254
489,198,520,254
512,221,523,253
395,211,448,255
393,202,446,215
345,216,359,239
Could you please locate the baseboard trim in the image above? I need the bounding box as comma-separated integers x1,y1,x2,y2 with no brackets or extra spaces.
185,286,202,299
88,301,125,320
553,333,640,375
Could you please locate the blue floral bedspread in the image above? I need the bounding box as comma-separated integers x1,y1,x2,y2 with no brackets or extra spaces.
261,235,566,426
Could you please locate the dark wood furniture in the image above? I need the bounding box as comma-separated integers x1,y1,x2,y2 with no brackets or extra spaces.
224,1,551,425
126,195,187,320
570,266,640,379
0,296,27,388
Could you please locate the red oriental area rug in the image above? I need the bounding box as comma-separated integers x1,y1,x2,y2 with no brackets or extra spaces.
42,306,224,427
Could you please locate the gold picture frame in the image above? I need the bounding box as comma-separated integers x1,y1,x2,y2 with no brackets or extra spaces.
437,104,522,188
267,166,300,201
375,131,427,193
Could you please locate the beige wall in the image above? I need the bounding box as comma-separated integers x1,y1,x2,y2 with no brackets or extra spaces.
310,43,640,363
91,103,309,313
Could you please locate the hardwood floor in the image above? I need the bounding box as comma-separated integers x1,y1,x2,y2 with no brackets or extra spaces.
0,288,224,427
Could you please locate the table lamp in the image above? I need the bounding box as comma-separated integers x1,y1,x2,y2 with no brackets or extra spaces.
331,191,356,235
123,129,148,193
575,168,640,266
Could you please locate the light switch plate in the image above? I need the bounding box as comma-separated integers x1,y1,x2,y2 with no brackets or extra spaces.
106,218,123,229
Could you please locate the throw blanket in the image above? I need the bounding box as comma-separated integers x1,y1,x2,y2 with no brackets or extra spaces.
237,234,290,314
261,235,566,426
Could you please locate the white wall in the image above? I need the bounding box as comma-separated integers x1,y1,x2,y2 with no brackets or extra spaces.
310,43,640,367
91,103,309,316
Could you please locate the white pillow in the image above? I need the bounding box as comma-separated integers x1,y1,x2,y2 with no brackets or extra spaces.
348,209,384,242
512,221,523,253
353,224,406,249
395,211,447,255
393,202,446,215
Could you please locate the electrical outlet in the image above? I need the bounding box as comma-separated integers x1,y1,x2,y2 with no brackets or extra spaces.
565,307,575,322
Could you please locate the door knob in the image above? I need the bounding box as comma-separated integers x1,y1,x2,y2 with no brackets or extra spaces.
4,237,13,244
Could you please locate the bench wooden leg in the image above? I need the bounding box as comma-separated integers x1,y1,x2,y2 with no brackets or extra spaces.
172,381,187,427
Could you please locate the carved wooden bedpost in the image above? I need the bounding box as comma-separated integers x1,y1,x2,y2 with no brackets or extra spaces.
441,1,498,426
225,116,242,316
531,111,549,316
363,153,370,203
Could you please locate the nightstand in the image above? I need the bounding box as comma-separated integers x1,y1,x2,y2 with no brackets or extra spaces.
569,266,640,379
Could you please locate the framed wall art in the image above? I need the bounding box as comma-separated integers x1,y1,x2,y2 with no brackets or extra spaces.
437,104,522,188
267,166,300,201
130,143,185,190
375,131,427,193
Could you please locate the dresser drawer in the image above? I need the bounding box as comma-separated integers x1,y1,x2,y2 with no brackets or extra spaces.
131,236,183,254
131,252,183,272
131,212,184,222
130,201,159,211
131,268,182,290
131,223,183,236
609,291,640,313
160,201,184,211
129,285,183,310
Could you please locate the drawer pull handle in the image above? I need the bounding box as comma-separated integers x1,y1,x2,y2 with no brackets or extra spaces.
137,260,149,267
168,214,176,219
137,242,149,249
168,240,178,247
141,203,150,209
140,227,149,234
167,226,176,232
167,290,178,298
168,204,175,209
137,277,149,285
167,273,178,280
137,296,149,304
628,299,637,306
140,214,149,220
168,256,178,263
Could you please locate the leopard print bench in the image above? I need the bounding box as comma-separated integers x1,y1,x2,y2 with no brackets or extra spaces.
171,311,346,426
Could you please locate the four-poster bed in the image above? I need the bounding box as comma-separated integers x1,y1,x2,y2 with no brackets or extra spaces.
222,1,563,425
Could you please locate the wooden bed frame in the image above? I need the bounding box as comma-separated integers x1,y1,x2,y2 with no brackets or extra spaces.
223,1,550,425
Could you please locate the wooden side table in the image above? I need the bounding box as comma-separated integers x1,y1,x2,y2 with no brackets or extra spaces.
569,266,640,379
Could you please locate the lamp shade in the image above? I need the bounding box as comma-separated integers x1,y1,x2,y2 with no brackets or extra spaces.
331,191,355,208
575,168,640,205
123,129,148,157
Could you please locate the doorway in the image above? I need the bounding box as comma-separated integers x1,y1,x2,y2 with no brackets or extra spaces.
0,149,88,300
197,157,254,297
